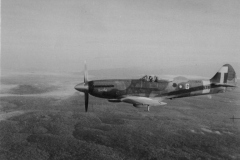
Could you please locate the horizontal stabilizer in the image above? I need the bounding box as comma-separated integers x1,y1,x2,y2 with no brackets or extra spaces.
212,83,236,87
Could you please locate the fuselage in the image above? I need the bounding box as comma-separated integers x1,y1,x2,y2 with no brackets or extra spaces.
86,78,231,100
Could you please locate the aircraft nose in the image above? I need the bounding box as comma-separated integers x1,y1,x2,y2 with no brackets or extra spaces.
74,82,89,92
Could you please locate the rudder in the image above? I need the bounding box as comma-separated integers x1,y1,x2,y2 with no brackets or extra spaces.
210,64,237,85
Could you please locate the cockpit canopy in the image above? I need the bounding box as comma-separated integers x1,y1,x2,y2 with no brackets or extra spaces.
141,75,159,82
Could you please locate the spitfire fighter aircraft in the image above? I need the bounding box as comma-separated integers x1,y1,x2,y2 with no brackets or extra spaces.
75,64,237,112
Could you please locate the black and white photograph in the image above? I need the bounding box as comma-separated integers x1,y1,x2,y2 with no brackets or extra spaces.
1,0,240,159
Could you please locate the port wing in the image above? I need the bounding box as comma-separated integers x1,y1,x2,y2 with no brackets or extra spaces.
121,96,167,107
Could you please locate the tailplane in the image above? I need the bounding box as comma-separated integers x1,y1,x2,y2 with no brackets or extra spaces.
210,64,237,87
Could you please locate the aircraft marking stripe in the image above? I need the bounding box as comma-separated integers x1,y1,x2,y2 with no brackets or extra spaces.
202,80,210,94
219,66,228,83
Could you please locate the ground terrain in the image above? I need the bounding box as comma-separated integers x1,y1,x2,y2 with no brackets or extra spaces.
0,71,240,160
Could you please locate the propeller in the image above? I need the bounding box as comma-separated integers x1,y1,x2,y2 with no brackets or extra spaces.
84,61,88,83
84,92,89,112
84,61,89,112
74,61,89,112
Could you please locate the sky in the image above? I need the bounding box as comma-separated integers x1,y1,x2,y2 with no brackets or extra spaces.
1,0,240,73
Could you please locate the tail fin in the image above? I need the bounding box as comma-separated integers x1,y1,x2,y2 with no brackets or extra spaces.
210,64,237,86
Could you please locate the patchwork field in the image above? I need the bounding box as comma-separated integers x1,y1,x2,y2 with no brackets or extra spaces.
0,71,240,160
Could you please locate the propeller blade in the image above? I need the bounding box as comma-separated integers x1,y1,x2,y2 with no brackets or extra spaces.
85,92,89,112
84,61,89,112
84,61,88,83
75,61,89,112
